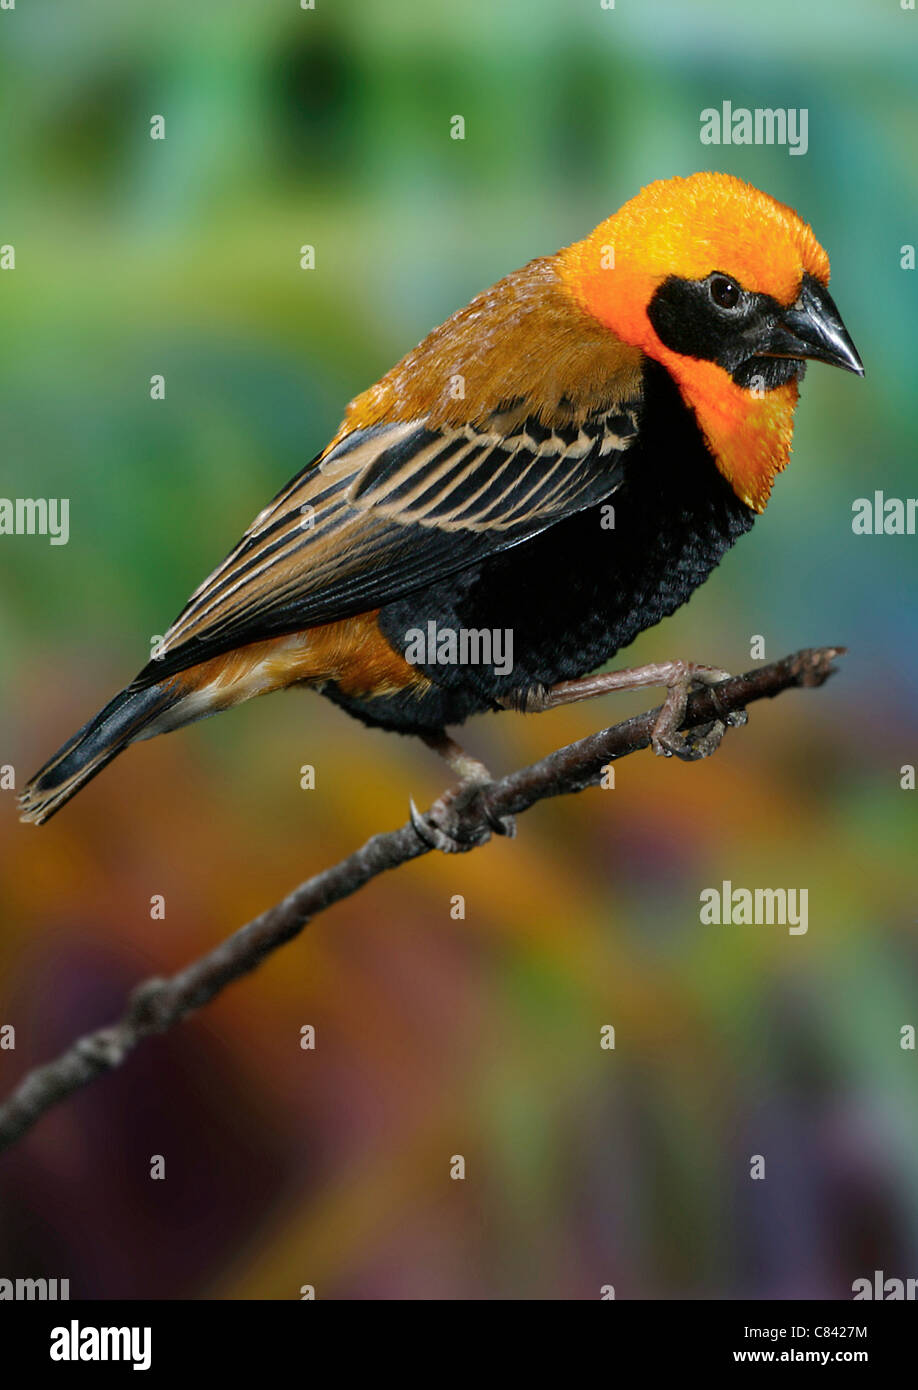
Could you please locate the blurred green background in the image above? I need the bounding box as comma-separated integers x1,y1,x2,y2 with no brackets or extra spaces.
1,0,917,1299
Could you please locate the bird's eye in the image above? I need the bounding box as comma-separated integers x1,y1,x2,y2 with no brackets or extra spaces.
709,275,740,310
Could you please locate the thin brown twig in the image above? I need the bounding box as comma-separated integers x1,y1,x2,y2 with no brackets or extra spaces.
0,645,845,1153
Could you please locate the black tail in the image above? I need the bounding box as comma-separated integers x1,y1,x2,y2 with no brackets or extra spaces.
19,683,180,826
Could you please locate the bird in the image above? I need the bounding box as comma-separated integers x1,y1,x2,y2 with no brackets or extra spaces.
20,171,863,847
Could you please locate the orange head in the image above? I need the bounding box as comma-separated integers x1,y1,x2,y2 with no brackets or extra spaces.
559,172,862,511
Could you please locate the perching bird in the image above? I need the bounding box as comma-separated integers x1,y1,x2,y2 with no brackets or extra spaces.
20,172,862,844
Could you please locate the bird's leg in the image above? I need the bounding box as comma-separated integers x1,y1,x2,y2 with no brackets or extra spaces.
410,731,516,854
515,659,746,761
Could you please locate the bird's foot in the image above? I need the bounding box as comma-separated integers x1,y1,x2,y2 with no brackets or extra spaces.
410,777,516,854
651,662,745,760
526,658,745,761
413,730,515,851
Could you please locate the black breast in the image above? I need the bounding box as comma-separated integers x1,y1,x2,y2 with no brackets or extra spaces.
329,362,756,733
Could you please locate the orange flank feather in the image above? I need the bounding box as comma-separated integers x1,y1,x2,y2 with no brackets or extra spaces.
157,611,429,724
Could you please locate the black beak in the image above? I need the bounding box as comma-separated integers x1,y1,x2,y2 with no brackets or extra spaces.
762,274,864,376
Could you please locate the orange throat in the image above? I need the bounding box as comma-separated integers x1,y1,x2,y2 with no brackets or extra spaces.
659,353,798,513
560,255,799,513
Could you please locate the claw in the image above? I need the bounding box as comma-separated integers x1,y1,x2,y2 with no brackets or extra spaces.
409,791,490,854
409,797,443,850
482,803,516,839
408,781,515,854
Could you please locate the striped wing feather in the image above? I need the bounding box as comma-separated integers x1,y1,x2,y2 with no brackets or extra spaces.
133,405,639,686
